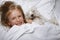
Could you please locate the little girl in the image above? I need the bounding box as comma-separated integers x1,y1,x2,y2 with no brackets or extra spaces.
0,1,27,28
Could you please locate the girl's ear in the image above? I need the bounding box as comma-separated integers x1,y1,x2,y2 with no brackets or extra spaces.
7,22,12,27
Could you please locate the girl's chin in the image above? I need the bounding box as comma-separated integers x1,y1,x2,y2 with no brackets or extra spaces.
16,22,24,26
16,24,22,26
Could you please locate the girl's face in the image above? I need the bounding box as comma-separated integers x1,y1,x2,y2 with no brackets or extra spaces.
8,9,24,26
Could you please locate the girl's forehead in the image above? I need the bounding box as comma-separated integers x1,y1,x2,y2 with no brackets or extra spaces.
8,9,22,18
7,8,22,16
10,8,20,12
11,9,22,14
9,8,21,13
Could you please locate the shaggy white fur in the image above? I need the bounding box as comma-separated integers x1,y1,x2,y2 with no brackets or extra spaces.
25,7,59,26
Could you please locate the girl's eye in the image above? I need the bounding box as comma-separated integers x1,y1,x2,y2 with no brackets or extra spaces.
12,17,16,20
18,15,21,17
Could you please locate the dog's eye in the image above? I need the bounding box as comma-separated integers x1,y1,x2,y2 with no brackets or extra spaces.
30,14,35,20
31,14,34,17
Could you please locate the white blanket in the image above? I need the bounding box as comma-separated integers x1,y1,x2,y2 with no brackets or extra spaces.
3,22,60,40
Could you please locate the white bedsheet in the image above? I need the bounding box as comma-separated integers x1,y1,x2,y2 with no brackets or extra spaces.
0,24,7,40
3,22,60,40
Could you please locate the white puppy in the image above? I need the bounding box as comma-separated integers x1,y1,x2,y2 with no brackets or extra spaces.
25,8,59,26
25,8,47,25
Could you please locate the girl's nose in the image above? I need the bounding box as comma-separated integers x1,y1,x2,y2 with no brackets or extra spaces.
16,18,20,21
